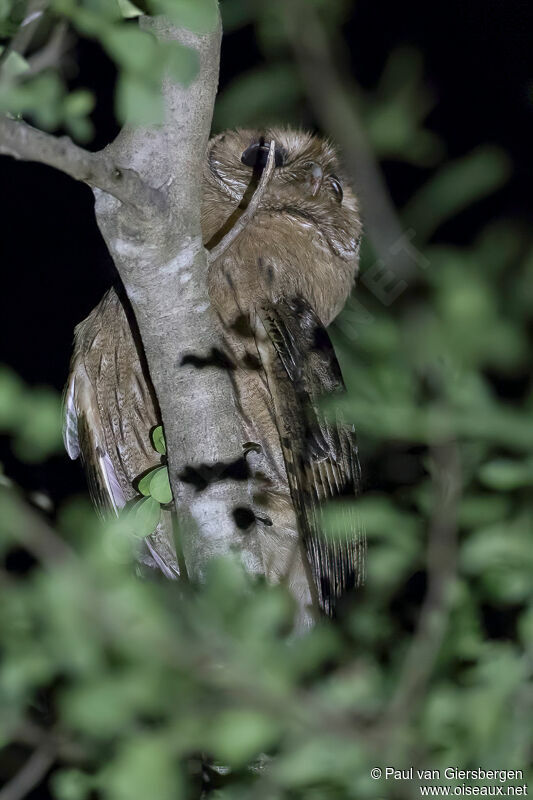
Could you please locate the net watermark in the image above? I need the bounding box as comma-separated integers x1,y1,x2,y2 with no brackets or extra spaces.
370,768,528,796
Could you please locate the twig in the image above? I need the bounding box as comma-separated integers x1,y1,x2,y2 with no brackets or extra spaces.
0,0,49,71
9,720,87,763
382,440,461,729
25,20,70,76
0,486,76,567
283,1,416,279
0,116,167,212
207,140,276,263
0,741,55,800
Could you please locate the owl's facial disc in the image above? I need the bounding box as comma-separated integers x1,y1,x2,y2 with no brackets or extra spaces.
241,140,286,169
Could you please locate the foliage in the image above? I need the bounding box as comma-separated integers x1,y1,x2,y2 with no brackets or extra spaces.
1,1,532,799
0,0,215,133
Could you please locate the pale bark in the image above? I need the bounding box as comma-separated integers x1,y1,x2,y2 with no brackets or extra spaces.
0,11,262,579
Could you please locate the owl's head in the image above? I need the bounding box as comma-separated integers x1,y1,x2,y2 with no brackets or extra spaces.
204,127,362,262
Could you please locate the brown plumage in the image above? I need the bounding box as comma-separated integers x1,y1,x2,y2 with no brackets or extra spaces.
64,127,365,624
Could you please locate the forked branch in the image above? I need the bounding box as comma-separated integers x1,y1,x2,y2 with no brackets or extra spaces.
0,116,167,212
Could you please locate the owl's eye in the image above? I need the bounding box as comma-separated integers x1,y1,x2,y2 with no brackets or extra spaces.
329,175,343,203
241,141,286,169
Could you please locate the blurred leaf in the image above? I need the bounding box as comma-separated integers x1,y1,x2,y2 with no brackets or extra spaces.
164,41,199,85
128,495,161,537
458,494,512,527
478,458,533,490
104,25,160,74
52,769,92,800
63,89,95,142
13,387,62,462
209,709,280,768
116,72,163,125
220,0,255,31
0,366,25,428
323,496,419,542
274,736,364,788
461,516,533,576
213,63,302,130
151,0,219,33
117,0,143,17
361,48,444,166
404,147,511,241
0,46,29,78
100,734,182,800
0,72,64,128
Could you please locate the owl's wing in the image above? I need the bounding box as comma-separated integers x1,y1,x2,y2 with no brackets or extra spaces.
63,357,126,516
63,288,179,578
258,297,365,615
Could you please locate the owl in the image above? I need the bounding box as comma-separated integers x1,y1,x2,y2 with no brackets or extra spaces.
64,128,365,626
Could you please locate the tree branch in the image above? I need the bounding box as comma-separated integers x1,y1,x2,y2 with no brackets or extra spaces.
382,439,461,730
0,486,76,567
0,116,166,211
0,741,55,800
25,20,70,76
0,0,48,71
93,14,264,578
283,1,416,278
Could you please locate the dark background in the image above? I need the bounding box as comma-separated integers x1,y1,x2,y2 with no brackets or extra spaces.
1,0,532,504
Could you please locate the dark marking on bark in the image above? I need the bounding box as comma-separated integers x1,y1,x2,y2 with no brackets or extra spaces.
179,455,250,492
242,352,262,371
233,506,256,530
230,314,254,338
180,348,235,371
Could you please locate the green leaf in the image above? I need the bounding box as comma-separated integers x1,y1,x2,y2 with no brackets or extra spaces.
117,0,143,16
100,735,182,800
137,467,158,497
151,0,219,33
51,769,91,800
104,26,160,75
0,47,29,79
209,709,280,768
164,41,199,86
149,466,172,504
63,89,95,118
213,63,302,131
128,496,161,537
151,425,166,455
220,0,255,31
13,387,63,462
478,458,533,490
404,146,511,242
116,73,163,125
458,494,512,527
0,73,64,129
63,90,95,142
0,366,25,429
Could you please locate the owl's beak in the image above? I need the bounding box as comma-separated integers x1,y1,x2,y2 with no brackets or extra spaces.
309,162,324,196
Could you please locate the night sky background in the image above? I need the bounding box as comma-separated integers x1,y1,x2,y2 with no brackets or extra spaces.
1,0,532,506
